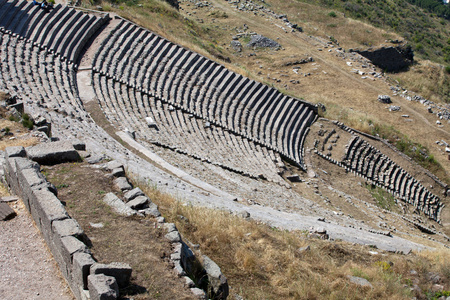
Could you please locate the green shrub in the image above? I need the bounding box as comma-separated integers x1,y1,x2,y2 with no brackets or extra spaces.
445,65,450,74
21,113,33,130
328,11,337,17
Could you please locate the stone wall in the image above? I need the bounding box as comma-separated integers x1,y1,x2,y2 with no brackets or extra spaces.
2,144,127,300
2,142,229,299
353,45,414,72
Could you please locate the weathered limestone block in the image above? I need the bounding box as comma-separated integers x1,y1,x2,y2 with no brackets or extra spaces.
26,141,81,165
126,195,149,209
88,274,119,300
4,157,39,198
73,252,96,290
5,146,26,158
139,202,161,217
111,168,125,177
52,218,84,240
55,236,90,279
72,252,96,300
165,231,181,243
124,187,144,202
102,193,136,216
202,255,229,300
31,188,69,244
91,262,132,288
105,160,123,171
113,177,132,191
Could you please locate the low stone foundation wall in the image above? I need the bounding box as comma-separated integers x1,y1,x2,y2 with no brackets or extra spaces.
1,142,229,299
2,144,127,300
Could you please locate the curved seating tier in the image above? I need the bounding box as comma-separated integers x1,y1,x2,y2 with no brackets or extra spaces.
92,72,286,185
0,31,86,114
0,0,109,64
91,20,318,169
341,136,443,221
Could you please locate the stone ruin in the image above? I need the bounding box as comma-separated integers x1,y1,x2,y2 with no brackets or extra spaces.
0,0,448,297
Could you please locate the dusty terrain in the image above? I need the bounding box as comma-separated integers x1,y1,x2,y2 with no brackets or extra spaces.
0,198,74,300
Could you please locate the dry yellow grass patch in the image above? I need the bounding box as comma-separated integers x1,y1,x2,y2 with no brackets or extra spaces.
136,178,450,299
393,59,450,104
0,119,39,151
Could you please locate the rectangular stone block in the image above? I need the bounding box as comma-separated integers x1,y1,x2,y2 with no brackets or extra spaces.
91,262,132,288
56,236,90,280
52,218,84,240
88,274,119,300
30,188,69,244
17,167,47,211
72,252,96,291
26,141,81,165
5,146,26,158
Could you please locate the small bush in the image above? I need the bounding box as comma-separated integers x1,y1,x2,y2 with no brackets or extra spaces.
445,65,450,74
21,113,33,130
328,11,337,17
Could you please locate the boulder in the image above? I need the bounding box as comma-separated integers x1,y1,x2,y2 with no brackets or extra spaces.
124,187,144,202
202,255,229,300
377,95,392,104
88,274,119,300
247,34,280,50
91,262,132,288
26,141,80,165
347,275,373,288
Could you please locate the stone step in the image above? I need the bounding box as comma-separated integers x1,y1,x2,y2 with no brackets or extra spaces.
29,4,62,43
37,6,70,46
0,0,19,29
2,0,28,30
42,8,74,49
15,4,40,36
56,13,89,58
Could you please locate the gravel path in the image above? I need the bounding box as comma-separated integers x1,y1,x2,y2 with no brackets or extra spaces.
0,200,74,300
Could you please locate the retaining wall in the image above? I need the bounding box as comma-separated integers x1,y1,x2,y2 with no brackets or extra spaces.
2,145,121,300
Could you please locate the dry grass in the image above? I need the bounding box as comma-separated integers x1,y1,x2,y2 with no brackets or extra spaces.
0,118,40,151
137,178,450,300
272,0,400,49
0,181,10,197
393,59,450,104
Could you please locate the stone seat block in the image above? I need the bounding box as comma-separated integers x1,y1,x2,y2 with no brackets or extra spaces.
88,274,119,300
72,252,96,295
91,262,132,288
30,188,69,244
113,177,132,192
54,235,90,279
26,141,80,165
102,192,136,216
123,187,144,202
5,146,26,158
126,195,149,209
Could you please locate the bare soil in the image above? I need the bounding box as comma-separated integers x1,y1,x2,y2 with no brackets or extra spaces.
42,162,194,300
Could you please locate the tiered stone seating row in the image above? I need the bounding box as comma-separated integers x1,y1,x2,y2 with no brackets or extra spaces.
0,31,85,114
342,136,443,221
92,72,286,185
0,0,109,64
91,20,317,169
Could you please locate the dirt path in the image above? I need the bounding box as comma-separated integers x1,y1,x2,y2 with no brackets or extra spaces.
0,199,74,300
